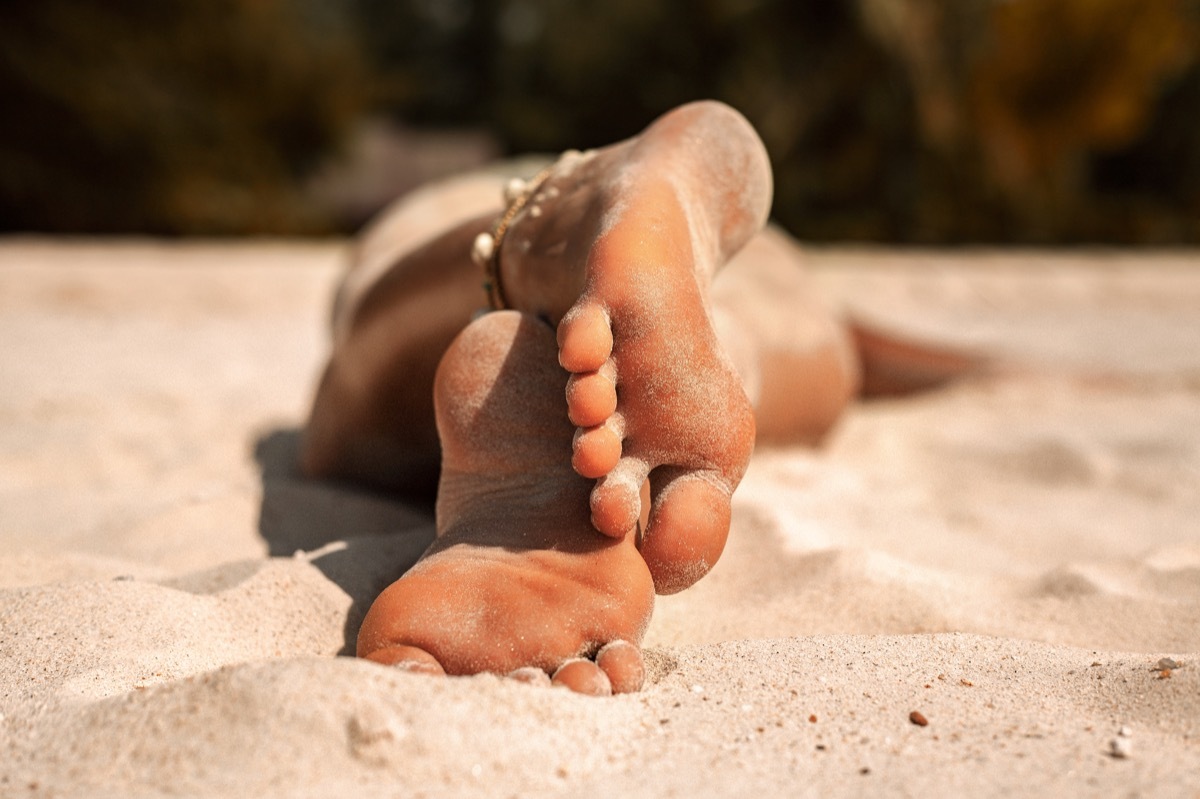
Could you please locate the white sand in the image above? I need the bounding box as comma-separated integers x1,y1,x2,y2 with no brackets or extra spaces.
1,239,1197,797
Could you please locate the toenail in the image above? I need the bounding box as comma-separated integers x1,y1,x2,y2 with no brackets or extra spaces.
361,644,445,675
508,667,552,686
393,660,442,676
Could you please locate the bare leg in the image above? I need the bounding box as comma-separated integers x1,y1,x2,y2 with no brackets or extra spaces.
301,174,508,497
711,226,862,445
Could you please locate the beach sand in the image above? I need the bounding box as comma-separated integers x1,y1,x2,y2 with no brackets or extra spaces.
1,239,1197,797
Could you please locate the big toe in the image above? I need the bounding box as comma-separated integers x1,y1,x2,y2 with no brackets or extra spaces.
361,644,447,676
640,471,732,595
558,304,612,373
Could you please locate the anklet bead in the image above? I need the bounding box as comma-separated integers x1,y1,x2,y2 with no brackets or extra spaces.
502,177,529,204
476,149,592,311
471,232,495,268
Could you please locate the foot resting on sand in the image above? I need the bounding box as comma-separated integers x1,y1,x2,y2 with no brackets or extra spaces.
330,101,980,693
356,311,656,695
496,101,772,594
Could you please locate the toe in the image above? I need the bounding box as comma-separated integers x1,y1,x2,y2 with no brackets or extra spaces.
640,470,732,595
552,659,613,696
558,304,613,373
572,424,622,479
590,462,648,538
595,640,645,694
566,369,617,428
361,644,446,676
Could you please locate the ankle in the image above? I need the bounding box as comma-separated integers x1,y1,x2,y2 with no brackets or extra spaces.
475,150,602,322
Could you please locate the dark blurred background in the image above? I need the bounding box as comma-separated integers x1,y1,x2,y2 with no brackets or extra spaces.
2,0,1198,243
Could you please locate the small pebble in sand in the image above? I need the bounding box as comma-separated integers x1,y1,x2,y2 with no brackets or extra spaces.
909,711,929,727
1109,735,1133,759
1155,657,1181,670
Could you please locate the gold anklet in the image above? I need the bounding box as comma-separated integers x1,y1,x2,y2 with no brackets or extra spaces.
471,150,583,310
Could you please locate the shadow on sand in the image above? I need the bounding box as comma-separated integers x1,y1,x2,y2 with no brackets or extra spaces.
252,427,436,655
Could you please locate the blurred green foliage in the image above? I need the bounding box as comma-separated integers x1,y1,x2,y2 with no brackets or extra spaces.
0,0,364,234
2,0,1199,242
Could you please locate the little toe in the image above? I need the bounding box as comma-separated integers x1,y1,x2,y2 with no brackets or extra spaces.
566,369,617,428
572,423,622,479
558,304,613,373
361,644,446,676
640,470,733,595
552,659,613,696
595,640,646,694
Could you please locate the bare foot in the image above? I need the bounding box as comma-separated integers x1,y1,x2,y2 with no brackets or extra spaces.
498,101,772,594
356,311,655,695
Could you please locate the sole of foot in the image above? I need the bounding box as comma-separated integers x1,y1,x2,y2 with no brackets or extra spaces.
356,311,656,694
